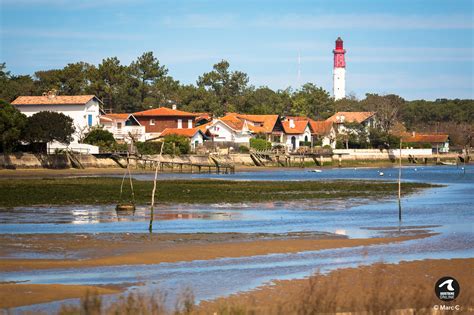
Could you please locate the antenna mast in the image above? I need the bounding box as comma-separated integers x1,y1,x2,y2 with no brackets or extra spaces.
297,51,301,87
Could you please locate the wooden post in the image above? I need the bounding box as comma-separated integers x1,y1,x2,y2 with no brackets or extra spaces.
149,142,164,233
398,139,402,222
338,154,342,168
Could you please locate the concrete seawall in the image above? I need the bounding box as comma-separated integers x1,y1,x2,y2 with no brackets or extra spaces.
0,153,118,169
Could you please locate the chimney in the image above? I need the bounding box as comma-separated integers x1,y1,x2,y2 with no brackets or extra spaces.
172,104,177,110
46,89,57,99
412,131,416,137
289,119,295,129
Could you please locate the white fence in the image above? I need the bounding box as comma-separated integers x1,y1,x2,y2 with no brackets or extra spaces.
333,148,433,159
47,142,99,154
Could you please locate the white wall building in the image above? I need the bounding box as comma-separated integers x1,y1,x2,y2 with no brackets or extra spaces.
100,113,146,143
282,119,313,151
12,94,103,143
208,119,253,144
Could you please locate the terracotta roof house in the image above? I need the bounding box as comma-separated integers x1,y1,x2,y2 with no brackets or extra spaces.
207,114,252,144
326,111,376,124
133,106,200,138
401,132,450,153
12,93,103,144
281,118,312,151
207,113,285,145
326,111,376,134
100,113,145,142
156,127,208,150
281,117,336,149
309,120,336,148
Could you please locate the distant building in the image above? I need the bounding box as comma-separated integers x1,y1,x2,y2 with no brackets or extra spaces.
401,132,450,153
133,106,200,139
309,120,337,148
11,92,103,143
281,118,312,151
333,37,346,100
156,127,208,150
326,111,376,134
100,113,146,143
207,113,284,145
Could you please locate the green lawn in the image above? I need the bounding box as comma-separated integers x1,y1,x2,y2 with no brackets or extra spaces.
0,178,437,207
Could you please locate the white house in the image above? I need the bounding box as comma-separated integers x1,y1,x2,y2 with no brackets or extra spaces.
282,119,313,151
157,127,207,150
326,112,376,134
401,132,450,153
12,93,103,143
207,116,253,144
309,120,337,149
100,113,146,143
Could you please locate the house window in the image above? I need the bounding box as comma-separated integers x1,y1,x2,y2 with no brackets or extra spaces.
150,119,155,125
117,122,122,129
87,114,93,127
188,119,193,129
177,119,183,129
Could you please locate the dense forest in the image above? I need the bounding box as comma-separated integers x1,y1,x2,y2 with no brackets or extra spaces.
1,51,472,146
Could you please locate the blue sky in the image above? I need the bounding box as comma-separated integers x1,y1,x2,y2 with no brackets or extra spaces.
1,0,473,100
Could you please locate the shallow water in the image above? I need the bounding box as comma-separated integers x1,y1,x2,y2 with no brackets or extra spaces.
1,165,473,313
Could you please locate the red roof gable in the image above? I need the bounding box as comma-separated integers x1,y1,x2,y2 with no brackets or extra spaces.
310,120,334,136
159,127,203,138
326,112,375,124
134,107,199,117
282,120,309,134
12,95,99,105
401,133,449,143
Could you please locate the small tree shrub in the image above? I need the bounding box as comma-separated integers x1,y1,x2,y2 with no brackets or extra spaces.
136,141,162,155
249,138,271,150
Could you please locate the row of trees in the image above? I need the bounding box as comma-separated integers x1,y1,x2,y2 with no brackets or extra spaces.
0,101,75,152
1,53,473,146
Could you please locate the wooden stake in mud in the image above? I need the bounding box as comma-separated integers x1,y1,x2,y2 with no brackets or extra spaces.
398,139,402,222
149,142,164,233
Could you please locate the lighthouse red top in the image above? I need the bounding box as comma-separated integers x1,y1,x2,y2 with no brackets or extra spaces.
333,37,346,68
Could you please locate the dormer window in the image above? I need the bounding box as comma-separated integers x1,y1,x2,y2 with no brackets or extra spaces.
150,119,155,125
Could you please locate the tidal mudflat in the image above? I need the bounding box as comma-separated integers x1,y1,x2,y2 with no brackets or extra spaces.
0,166,472,313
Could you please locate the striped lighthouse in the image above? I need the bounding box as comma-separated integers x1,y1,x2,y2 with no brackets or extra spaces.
333,37,346,100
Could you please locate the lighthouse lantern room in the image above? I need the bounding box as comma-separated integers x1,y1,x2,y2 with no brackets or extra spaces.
333,37,346,100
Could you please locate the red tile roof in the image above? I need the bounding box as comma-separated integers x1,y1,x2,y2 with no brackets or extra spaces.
223,113,279,133
134,107,199,117
12,95,99,105
309,120,334,136
401,133,449,143
326,112,375,124
220,114,245,131
282,120,310,134
102,113,130,120
159,127,203,138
